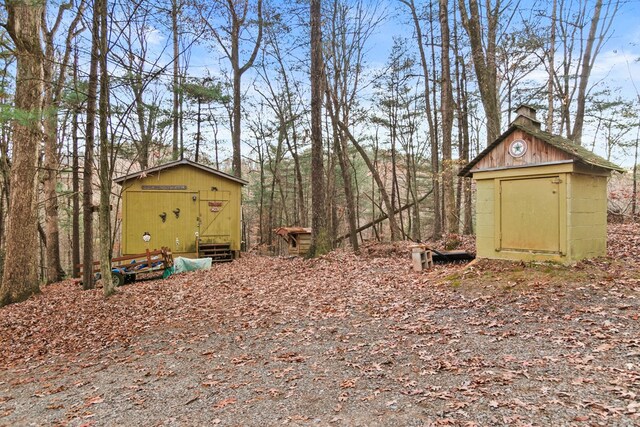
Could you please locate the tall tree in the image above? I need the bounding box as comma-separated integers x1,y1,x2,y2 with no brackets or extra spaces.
324,0,382,248
171,0,181,159
69,49,83,278
41,0,86,284
308,0,330,256
257,12,307,226
546,0,557,132
400,0,441,238
439,0,456,235
457,0,501,144
370,38,419,241
97,0,114,296
111,0,170,170
554,0,619,143
198,0,263,177
570,0,619,145
82,0,101,290
182,77,226,162
1,0,45,305
452,8,473,235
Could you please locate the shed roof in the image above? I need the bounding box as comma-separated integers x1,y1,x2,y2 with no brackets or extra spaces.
459,123,625,177
114,159,248,185
274,227,312,237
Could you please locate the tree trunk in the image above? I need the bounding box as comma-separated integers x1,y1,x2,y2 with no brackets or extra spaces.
326,95,358,251
231,59,242,175
570,0,602,145
440,0,456,235
41,0,85,284
195,99,201,162
133,75,150,169
98,0,114,296
172,0,180,160
335,120,402,240
1,0,45,306
546,0,557,132
458,0,501,144
83,0,102,291
309,0,330,256
428,3,442,237
401,0,441,238
42,41,60,283
72,101,80,277
209,0,263,179
42,103,64,283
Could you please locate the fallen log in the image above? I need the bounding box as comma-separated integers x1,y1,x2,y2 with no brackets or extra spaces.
335,189,433,245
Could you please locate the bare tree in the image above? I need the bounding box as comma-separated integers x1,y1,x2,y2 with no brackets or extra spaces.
1,0,45,305
553,0,619,144
309,0,330,256
371,38,422,240
82,0,101,291
197,0,263,177
400,0,441,238
41,0,86,284
457,0,502,144
439,0,456,235
70,48,83,278
257,10,308,226
97,0,115,296
570,0,619,145
111,0,169,170
323,0,383,248
172,0,181,159
452,8,473,235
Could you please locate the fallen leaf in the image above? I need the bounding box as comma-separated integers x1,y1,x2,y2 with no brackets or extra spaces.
213,397,237,409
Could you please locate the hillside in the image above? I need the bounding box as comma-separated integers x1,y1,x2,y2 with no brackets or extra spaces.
0,224,638,426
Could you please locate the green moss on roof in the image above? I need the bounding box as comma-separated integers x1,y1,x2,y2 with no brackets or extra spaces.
459,123,625,177
517,123,624,172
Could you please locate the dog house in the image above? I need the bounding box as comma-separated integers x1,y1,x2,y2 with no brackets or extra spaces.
114,159,247,260
274,227,312,256
459,105,624,263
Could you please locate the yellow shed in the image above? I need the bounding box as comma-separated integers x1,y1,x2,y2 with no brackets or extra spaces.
114,159,247,261
459,105,624,264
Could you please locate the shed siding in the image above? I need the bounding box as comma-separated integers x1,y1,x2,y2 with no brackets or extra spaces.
475,168,569,263
567,174,607,259
120,164,242,257
472,130,573,172
287,233,311,256
474,166,609,263
475,179,495,258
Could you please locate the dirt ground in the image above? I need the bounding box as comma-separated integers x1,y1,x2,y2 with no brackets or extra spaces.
0,224,639,426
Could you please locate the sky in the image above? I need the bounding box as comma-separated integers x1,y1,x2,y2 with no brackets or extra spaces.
131,0,640,168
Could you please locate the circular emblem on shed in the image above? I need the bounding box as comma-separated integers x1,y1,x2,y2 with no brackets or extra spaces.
508,139,527,158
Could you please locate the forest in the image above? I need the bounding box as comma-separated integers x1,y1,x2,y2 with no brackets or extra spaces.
0,0,638,306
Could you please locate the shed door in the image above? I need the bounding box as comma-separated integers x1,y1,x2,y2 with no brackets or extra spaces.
198,191,231,243
500,177,561,253
126,191,198,254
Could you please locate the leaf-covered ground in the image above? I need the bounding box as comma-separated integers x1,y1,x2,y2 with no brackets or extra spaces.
1,224,639,426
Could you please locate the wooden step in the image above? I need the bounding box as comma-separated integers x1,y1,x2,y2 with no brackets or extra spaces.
198,242,233,262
